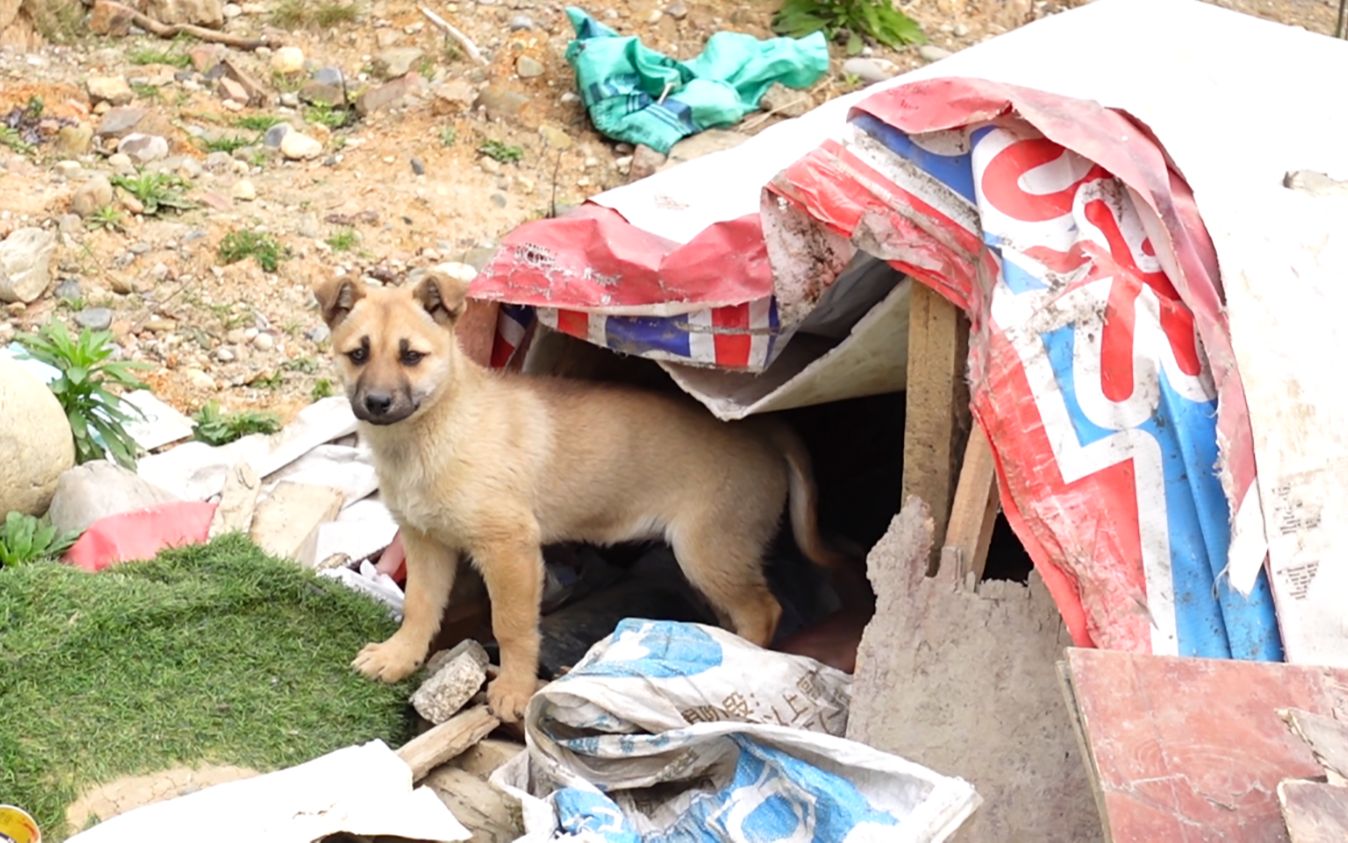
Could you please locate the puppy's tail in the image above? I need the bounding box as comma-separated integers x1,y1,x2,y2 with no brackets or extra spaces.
766,423,852,570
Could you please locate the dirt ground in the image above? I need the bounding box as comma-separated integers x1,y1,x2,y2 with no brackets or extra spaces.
0,0,1338,425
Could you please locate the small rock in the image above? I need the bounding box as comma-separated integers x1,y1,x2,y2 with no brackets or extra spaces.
263,123,292,149
143,0,224,26
108,153,136,176
53,160,82,179
476,84,531,123
54,278,82,301
280,131,324,160
918,44,952,62
95,106,149,140
413,640,490,724
0,227,56,304
629,143,666,181
509,13,535,30
204,151,235,172
306,323,330,344
431,78,476,115
0,359,75,516
953,22,969,37
119,133,170,164
179,157,203,180
75,307,114,331
89,0,135,35
231,178,257,201
373,46,424,79
189,43,225,74
279,92,300,108
491,192,507,208
54,123,94,157
223,2,242,18
300,79,345,106
614,154,633,175
72,174,115,217
218,76,250,104
356,73,427,116
759,82,810,118
185,368,216,390
410,157,425,176
662,129,748,168
841,57,899,84
516,56,545,79
538,123,572,150
48,461,182,535
271,46,306,75
665,0,687,18
216,347,237,363
219,57,269,106
252,332,274,351
87,76,134,106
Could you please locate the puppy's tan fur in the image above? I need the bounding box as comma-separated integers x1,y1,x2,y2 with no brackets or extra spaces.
315,271,846,721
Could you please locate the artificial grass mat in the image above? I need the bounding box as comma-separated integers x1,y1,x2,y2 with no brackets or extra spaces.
0,534,416,839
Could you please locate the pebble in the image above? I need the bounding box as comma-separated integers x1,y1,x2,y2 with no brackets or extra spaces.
509,14,535,30
271,46,306,75
516,56,546,79
263,122,293,148
118,133,170,164
107,152,136,176
55,278,83,301
373,47,424,79
185,368,216,390
216,347,237,363
231,179,257,201
280,131,324,160
539,123,573,149
178,157,203,179
252,333,274,351
279,92,300,108
841,57,899,84
71,174,114,217
223,3,243,18
204,151,235,172
410,157,425,175
53,160,82,179
75,307,114,331
954,23,969,37
306,324,330,344
87,76,133,106
666,0,688,18
490,193,507,208
918,45,952,62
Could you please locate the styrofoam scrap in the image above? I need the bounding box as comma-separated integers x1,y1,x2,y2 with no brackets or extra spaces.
311,518,399,568
65,740,470,843
320,559,405,620
120,390,195,451
262,443,380,508
137,397,357,501
413,642,490,725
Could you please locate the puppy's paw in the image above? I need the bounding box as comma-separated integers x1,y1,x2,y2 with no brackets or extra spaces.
352,639,421,683
486,674,535,723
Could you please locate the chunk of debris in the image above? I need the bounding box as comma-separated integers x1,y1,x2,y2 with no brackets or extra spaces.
248,481,344,565
413,640,490,725
208,463,261,538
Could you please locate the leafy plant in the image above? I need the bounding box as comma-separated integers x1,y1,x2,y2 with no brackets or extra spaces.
305,102,352,130
235,115,284,131
479,139,524,164
129,48,192,68
773,0,924,54
0,126,34,156
326,229,357,252
111,171,195,215
192,402,281,445
439,125,457,147
87,206,125,232
218,229,285,273
0,512,79,569
200,133,255,153
16,321,150,468
311,378,335,400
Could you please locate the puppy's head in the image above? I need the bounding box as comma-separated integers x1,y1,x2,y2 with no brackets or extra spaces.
313,268,469,425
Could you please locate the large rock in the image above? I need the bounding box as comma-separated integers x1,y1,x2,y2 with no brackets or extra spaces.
0,227,56,303
140,0,224,27
0,358,75,516
47,460,180,535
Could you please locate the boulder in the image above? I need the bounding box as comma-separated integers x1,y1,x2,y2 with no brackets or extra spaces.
47,460,180,535
0,227,56,303
0,358,75,516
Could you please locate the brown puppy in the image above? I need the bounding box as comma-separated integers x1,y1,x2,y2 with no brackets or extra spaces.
314,269,847,721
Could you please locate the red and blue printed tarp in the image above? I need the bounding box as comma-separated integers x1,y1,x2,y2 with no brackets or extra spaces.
472,61,1283,661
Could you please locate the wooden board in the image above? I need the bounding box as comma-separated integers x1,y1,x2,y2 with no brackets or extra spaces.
901,283,970,572
939,424,999,581
1063,649,1348,842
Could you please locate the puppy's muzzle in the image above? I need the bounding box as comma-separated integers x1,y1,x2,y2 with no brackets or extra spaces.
354,390,417,425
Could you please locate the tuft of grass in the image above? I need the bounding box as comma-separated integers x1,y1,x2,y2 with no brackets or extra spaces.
479,139,524,164
200,133,256,153
439,125,457,147
129,48,192,68
326,229,357,252
192,401,281,445
234,114,284,132
111,171,195,215
311,377,336,400
272,0,359,29
0,512,79,569
0,125,34,156
304,102,352,131
16,321,150,468
773,0,924,54
0,534,415,839
218,229,285,273
130,82,162,101
87,205,125,232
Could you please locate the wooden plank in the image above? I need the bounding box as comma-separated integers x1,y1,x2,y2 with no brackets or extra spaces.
208,463,260,538
901,283,969,573
939,424,999,583
1278,780,1348,843
397,704,500,782
248,481,344,566
1063,649,1347,842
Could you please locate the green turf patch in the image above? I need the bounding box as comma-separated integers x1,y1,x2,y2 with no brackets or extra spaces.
0,535,415,839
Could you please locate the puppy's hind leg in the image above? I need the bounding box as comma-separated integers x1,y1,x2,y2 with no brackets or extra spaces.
354,527,456,683
669,524,782,648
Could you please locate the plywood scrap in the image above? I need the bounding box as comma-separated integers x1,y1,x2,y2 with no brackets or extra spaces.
208,463,260,538
846,496,1097,842
424,766,523,843
1061,649,1347,842
248,481,344,566
398,705,500,782
1278,780,1348,843
1281,708,1348,786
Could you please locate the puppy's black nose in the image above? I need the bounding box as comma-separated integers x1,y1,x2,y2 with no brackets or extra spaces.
364,392,393,416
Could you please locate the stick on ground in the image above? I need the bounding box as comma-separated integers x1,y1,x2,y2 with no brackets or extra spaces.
397,705,501,782
419,4,488,66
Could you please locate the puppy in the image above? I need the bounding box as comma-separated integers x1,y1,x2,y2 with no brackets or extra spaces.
314,270,848,721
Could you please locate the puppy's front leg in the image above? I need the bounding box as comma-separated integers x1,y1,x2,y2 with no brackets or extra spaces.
353,527,456,683
475,536,544,723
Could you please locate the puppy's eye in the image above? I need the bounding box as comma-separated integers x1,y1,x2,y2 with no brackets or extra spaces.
400,349,425,366
347,347,368,365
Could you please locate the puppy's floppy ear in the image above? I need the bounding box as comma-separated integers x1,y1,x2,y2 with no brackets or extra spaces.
412,265,472,327
314,277,367,328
